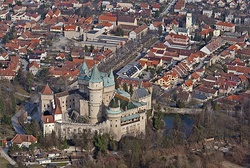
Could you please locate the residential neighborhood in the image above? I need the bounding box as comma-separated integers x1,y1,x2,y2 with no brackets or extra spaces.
0,0,250,167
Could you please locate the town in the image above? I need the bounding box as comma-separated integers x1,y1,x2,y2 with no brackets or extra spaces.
0,0,250,167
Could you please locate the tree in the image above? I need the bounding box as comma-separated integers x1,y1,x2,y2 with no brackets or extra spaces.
114,27,124,36
94,134,108,156
90,45,94,52
129,83,133,95
176,100,185,108
115,77,119,89
158,24,163,36
84,45,89,52
123,83,128,92
153,111,164,130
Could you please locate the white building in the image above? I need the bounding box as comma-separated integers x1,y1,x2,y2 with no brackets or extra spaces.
186,13,192,29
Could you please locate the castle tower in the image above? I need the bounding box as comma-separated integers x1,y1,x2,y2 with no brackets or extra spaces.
88,64,104,124
40,84,54,114
186,13,192,29
78,60,89,94
106,99,122,141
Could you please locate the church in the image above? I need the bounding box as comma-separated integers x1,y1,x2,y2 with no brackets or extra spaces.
39,61,152,140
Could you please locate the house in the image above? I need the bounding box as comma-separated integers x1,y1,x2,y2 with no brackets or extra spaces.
182,79,193,92
164,33,190,50
140,3,149,9
200,37,224,55
149,21,165,31
0,10,9,20
203,10,213,18
129,24,148,40
36,158,51,165
64,25,80,39
28,61,39,75
176,90,191,102
56,53,66,60
11,134,37,148
215,22,235,32
118,16,137,26
0,52,9,61
152,4,161,11
98,14,117,26
0,69,16,80
174,0,185,12
217,0,226,7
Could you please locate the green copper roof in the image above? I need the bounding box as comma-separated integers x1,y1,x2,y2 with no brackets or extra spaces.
121,113,140,122
109,69,114,78
80,60,89,76
89,64,102,83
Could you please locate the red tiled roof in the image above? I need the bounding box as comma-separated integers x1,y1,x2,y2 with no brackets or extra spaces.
28,61,39,69
41,84,53,95
11,134,37,144
99,15,117,22
216,21,234,28
42,115,54,124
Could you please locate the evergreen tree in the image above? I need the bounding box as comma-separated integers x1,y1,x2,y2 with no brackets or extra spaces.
114,77,119,89
129,83,133,95
84,45,89,52
123,83,128,92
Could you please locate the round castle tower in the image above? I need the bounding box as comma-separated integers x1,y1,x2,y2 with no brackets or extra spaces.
106,99,122,140
88,65,104,124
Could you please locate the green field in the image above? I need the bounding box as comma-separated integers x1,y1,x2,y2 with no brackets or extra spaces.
0,157,11,168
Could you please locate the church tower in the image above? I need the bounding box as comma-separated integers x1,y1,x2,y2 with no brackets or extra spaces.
78,60,89,94
88,65,104,124
40,84,54,114
186,13,192,29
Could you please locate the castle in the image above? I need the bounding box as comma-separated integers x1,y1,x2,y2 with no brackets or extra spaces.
40,61,151,140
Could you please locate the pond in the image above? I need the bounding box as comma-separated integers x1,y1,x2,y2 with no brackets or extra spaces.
163,114,194,138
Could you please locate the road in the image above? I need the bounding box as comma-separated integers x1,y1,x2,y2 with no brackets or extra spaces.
160,0,178,16
0,148,16,165
98,31,158,73
11,109,26,135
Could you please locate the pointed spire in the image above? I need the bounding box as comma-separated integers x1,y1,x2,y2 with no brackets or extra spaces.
41,84,53,95
109,69,114,78
89,64,102,83
80,60,89,76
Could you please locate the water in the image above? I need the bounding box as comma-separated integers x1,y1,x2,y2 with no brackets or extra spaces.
163,114,194,138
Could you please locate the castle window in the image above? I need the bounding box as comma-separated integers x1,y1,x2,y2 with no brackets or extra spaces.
73,99,74,101
142,117,143,120
70,100,71,102
116,120,117,122
111,124,112,127
44,105,46,107
115,125,117,127
62,101,64,104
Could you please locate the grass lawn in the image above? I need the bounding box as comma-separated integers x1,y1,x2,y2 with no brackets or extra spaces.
30,165,45,168
56,162,69,167
0,157,11,168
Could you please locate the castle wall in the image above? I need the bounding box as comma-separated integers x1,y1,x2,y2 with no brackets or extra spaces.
43,123,55,135
54,120,110,139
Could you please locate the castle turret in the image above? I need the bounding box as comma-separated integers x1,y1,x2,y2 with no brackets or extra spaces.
106,99,122,140
40,84,54,114
78,60,90,94
88,64,104,124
